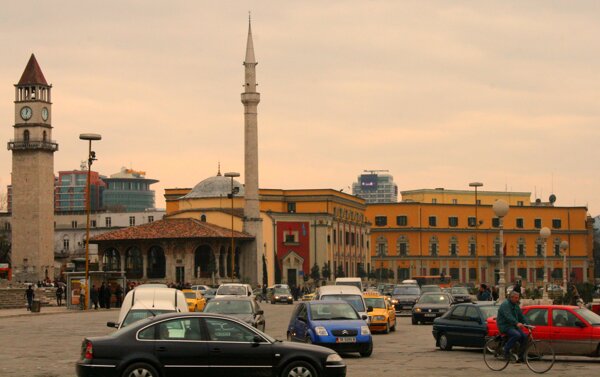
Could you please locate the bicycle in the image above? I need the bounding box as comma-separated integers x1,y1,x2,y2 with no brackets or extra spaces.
483,324,555,373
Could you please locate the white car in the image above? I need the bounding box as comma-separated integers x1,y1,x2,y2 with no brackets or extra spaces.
191,284,211,293
215,283,255,299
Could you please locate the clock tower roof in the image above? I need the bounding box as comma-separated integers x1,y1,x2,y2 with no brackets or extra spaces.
17,54,48,86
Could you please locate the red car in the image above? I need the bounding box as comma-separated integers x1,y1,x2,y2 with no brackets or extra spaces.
487,305,600,357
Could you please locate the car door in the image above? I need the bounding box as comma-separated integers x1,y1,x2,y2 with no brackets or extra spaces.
523,307,551,347
150,317,210,377
463,306,487,347
202,316,274,377
386,299,396,328
290,303,309,341
444,305,467,345
550,308,593,355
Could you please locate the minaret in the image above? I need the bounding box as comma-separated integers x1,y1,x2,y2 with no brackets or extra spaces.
8,54,58,282
241,17,263,285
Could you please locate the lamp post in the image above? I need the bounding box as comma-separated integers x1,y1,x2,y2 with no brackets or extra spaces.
560,240,569,291
79,133,101,310
492,199,509,301
540,227,551,301
469,182,483,282
224,172,240,281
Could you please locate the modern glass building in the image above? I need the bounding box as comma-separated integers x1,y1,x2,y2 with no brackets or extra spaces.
55,170,105,212
352,171,398,204
102,167,158,212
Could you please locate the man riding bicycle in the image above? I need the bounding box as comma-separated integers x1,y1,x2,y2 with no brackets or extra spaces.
496,290,528,361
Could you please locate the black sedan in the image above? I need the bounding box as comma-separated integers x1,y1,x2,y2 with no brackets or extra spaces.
76,312,346,377
412,293,453,324
268,287,294,304
432,302,500,350
449,286,472,304
203,296,266,332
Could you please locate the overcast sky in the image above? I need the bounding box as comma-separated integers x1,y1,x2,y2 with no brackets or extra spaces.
1,1,599,214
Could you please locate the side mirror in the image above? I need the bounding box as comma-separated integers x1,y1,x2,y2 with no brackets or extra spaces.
362,315,368,321
367,306,374,312
106,322,118,328
256,309,264,315
575,321,586,328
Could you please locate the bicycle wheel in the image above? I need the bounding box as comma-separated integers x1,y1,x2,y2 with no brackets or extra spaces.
483,337,510,371
525,340,555,374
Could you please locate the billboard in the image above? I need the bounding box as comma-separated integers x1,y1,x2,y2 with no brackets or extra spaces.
360,174,378,191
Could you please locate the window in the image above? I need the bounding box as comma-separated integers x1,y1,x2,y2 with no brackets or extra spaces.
333,230,336,244
105,217,112,228
284,231,298,244
469,242,476,256
536,267,544,281
534,218,542,229
432,198,437,204
552,309,579,327
129,216,135,226
429,237,438,257
148,216,154,223
448,217,458,227
468,268,476,280
517,201,524,206
63,237,69,251
449,268,459,280
71,221,77,229
396,216,407,226
554,239,561,256
518,268,527,281
452,199,458,204
327,234,331,244
492,218,500,228
516,218,524,228
157,318,202,340
476,199,481,205
399,243,407,256
375,216,387,226
428,216,437,227
536,242,543,257
91,220,97,228
552,219,561,229
468,217,476,227
518,243,525,257
287,202,296,213
449,236,458,256
525,308,548,326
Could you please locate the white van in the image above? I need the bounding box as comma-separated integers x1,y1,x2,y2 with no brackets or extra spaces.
107,287,188,329
315,285,371,323
335,277,364,292
215,283,255,299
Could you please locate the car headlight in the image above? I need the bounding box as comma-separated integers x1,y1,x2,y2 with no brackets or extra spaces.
315,326,328,336
373,315,386,321
361,326,370,335
391,299,398,305
275,296,280,299
414,308,421,313
326,353,343,363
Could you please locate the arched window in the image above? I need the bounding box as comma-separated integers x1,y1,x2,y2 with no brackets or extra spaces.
103,248,120,271
23,130,30,143
62,236,69,251
194,245,213,278
449,236,459,256
125,247,143,279
200,214,206,222
147,246,165,278
429,236,439,257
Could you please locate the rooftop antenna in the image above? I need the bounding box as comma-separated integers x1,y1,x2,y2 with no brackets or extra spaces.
217,161,221,176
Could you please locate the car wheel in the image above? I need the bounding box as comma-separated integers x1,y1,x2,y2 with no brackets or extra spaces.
360,342,373,357
384,322,390,334
438,333,453,351
122,362,159,377
411,317,417,325
281,360,317,377
390,319,396,332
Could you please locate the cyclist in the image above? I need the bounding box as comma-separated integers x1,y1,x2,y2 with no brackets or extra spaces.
497,290,528,361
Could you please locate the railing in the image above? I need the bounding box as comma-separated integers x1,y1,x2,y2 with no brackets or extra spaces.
8,139,59,152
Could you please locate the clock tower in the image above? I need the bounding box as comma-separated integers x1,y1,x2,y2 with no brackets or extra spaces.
8,54,58,282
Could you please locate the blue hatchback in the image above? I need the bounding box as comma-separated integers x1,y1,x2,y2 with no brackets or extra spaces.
287,301,373,357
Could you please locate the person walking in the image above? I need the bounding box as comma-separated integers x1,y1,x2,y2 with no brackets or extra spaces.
25,285,35,311
90,285,99,309
56,285,64,306
497,291,528,361
115,284,123,308
103,284,112,309
98,282,106,309
477,284,491,301
513,280,522,295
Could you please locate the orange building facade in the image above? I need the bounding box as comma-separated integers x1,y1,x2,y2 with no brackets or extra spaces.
367,194,594,286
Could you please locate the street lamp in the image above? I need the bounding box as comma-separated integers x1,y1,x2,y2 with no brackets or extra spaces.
560,240,569,291
469,182,483,282
79,133,101,310
224,172,240,281
540,227,551,301
492,199,509,301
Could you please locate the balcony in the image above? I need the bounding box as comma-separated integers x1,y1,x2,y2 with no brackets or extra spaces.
8,139,59,152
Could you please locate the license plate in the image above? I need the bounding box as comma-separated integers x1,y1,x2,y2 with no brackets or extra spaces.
403,306,412,309
336,337,356,343
424,313,436,317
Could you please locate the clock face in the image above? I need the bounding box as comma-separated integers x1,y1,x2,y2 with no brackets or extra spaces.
20,106,32,121
41,107,49,121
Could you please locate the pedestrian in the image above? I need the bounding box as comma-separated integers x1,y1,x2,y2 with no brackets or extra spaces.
104,284,111,309
115,284,123,308
90,285,99,309
477,284,491,301
25,285,35,311
491,286,499,301
513,280,522,295
56,285,64,306
98,282,106,309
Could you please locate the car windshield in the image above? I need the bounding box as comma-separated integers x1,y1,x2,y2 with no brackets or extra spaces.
274,288,291,295
121,309,173,328
217,286,246,295
184,292,197,299
421,286,441,293
321,294,366,312
479,305,500,319
575,308,600,325
310,303,359,320
451,287,469,295
393,286,420,295
204,300,253,314
419,294,449,304
364,297,386,309
205,289,217,296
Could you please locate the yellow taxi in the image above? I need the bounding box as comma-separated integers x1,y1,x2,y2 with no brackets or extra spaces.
363,291,397,333
182,289,206,312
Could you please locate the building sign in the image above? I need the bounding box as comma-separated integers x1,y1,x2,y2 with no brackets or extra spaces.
360,174,378,191
0,263,8,269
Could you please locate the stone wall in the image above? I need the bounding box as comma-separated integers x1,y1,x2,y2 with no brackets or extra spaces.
0,288,59,309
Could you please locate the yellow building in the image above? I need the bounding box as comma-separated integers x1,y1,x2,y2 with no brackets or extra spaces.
367,190,594,286
165,177,371,286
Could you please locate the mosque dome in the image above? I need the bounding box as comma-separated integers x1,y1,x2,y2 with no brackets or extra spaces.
182,174,245,199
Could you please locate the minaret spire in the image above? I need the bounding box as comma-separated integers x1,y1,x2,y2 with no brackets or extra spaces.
244,15,256,65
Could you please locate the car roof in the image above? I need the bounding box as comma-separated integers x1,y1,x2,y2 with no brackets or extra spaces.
208,296,254,302
363,292,385,298
523,305,580,310
318,285,362,294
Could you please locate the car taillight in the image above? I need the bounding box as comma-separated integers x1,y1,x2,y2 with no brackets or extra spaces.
84,341,93,360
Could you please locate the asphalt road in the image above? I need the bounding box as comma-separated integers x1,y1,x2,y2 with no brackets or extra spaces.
0,302,597,377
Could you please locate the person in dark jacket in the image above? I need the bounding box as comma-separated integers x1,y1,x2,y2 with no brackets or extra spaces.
98,283,106,308
497,291,528,360
477,284,491,301
56,285,64,306
90,285,99,309
115,284,123,308
513,280,522,295
103,284,112,309
25,285,35,311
